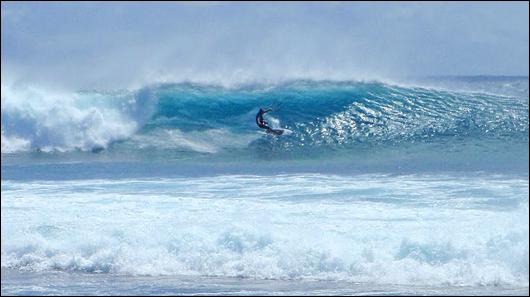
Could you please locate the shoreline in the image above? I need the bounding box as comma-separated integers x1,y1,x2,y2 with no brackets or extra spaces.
2,269,528,296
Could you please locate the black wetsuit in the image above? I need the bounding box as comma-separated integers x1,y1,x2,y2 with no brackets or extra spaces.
256,108,283,135
256,108,271,130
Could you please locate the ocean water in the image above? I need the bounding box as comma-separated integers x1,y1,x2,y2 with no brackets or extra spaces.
1,77,529,295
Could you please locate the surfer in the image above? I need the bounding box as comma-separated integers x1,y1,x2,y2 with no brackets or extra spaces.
256,107,273,132
256,107,284,135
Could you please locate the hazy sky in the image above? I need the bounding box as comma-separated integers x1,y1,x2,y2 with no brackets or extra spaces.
2,1,529,89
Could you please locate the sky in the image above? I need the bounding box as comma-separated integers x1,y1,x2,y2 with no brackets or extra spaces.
1,1,529,90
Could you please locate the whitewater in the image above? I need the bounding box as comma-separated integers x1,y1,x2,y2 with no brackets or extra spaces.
1,77,529,295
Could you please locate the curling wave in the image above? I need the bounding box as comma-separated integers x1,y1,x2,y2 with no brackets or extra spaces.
1,79,528,158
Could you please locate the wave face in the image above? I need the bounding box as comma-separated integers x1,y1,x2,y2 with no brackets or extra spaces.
1,78,528,160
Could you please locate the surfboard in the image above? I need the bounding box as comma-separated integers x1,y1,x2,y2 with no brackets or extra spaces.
266,129,284,135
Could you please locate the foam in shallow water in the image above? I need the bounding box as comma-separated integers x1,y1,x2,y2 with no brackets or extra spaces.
2,173,528,288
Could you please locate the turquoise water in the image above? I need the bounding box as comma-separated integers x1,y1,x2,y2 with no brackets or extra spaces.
1,77,529,295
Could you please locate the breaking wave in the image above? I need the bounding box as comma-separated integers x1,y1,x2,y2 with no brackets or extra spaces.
2,79,528,159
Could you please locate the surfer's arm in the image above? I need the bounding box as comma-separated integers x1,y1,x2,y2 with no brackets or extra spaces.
263,108,272,113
